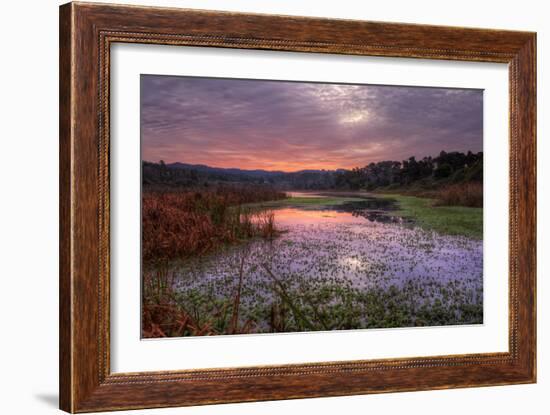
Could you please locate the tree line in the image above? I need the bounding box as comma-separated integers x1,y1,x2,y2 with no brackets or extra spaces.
142,150,483,191
334,151,483,190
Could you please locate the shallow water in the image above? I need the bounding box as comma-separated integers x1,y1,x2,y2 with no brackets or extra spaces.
167,193,483,332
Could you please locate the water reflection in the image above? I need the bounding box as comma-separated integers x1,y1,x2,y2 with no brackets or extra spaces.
330,200,414,224
284,192,410,225
272,208,364,226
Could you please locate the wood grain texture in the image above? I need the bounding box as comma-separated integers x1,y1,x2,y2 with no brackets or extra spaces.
59,2,536,412
59,3,73,411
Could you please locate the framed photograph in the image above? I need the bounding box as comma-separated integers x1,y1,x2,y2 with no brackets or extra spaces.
59,2,536,412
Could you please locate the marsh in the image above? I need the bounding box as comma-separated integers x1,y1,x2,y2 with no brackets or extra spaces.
140,75,484,338
143,192,483,336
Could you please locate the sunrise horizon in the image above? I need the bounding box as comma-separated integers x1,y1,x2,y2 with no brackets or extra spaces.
144,145,483,174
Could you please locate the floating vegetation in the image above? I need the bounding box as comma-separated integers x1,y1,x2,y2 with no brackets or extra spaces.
142,196,483,337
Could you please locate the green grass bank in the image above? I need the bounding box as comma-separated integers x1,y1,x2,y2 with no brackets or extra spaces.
381,194,482,239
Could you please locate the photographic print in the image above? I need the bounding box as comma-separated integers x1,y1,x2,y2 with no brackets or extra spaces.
141,75,483,338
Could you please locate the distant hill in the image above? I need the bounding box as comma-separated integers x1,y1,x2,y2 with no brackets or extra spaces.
143,161,338,190
167,162,332,178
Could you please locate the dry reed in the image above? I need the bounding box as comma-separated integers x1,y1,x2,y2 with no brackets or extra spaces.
142,186,285,263
433,182,483,208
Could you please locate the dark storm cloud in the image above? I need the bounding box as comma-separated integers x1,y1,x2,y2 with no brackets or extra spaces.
141,75,482,171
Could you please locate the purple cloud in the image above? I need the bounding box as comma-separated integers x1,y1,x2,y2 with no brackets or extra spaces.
141,75,482,171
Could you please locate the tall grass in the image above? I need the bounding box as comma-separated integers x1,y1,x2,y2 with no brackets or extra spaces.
378,181,483,208
142,186,285,263
433,182,483,208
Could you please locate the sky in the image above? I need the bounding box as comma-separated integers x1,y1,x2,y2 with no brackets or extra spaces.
141,75,483,172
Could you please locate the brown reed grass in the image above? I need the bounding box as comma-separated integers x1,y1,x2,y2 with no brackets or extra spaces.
433,182,483,208
142,186,285,263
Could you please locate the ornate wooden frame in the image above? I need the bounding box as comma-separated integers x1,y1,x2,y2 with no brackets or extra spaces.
59,2,536,412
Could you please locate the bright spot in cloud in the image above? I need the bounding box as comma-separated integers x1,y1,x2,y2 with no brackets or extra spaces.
340,110,369,124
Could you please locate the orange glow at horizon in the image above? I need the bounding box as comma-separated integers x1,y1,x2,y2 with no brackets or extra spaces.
144,142,387,172
177,159,365,172
148,156,379,172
